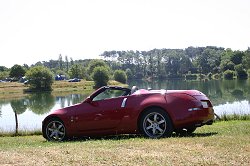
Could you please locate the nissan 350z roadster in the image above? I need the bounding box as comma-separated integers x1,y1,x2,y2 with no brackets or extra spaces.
42,86,214,141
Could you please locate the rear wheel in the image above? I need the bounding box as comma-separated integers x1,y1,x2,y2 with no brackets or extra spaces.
43,118,67,141
139,108,173,138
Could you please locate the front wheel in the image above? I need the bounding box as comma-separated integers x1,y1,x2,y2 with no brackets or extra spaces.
43,118,67,141
139,108,173,138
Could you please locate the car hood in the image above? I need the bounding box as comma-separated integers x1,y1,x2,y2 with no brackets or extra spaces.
51,103,82,115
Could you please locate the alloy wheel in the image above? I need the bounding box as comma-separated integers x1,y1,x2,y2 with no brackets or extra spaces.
45,120,66,141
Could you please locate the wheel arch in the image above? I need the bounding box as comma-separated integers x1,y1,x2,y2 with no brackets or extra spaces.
42,115,64,135
42,115,63,126
137,105,174,132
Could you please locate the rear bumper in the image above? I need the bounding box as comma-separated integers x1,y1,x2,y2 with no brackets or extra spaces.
193,107,214,127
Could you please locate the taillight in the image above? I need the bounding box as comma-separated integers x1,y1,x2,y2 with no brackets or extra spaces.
201,100,212,108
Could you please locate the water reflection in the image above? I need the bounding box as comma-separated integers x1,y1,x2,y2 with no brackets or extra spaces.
128,79,250,117
28,93,55,115
128,79,250,106
0,93,87,132
10,99,27,134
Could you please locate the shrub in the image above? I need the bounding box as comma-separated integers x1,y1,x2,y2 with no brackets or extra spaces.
114,70,127,84
223,70,234,80
212,73,221,79
199,74,206,80
25,66,54,91
92,66,109,88
207,72,212,79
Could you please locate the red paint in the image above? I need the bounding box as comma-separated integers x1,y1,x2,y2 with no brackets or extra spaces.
42,86,214,138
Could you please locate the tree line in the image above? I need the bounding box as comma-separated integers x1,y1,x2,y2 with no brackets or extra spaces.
0,54,127,90
100,46,250,80
1,46,250,90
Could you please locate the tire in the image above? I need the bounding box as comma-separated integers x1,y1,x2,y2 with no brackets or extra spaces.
175,126,197,135
139,108,173,138
43,118,67,141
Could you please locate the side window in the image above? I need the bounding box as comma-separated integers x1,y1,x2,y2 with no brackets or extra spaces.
93,89,127,101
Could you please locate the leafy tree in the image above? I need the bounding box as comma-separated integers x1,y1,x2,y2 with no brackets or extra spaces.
65,55,69,72
125,68,133,79
23,64,29,70
0,71,9,80
25,66,54,90
0,66,8,72
9,64,26,80
223,70,234,80
70,57,74,66
58,54,63,70
87,59,107,75
69,64,87,79
230,51,244,65
92,66,109,88
114,70,127,83
242,50,250,69
220,59,235,72
234,64,248,79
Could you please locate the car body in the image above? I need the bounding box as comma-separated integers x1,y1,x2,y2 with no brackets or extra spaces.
42,86,214,141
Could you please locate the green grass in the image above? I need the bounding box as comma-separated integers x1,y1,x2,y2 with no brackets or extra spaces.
0,121,249,165
218,113,250,121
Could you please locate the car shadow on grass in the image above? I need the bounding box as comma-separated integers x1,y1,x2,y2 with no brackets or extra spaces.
49,132,218,142
171,132,218,138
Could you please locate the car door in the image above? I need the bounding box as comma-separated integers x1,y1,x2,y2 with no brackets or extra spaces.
74,89,128,132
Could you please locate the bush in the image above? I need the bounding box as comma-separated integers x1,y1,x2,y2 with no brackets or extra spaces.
92,66,109,88
114,70,127,84
212,73,221,79
199,74,206,80
236,70,248,79
207,72,212,79
223,70,234,80
25,66,54,90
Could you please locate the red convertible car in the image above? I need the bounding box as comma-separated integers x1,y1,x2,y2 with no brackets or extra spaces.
42,86,214,141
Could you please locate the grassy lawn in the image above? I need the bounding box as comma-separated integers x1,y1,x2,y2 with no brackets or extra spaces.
0,121,249,165
0,80,127,99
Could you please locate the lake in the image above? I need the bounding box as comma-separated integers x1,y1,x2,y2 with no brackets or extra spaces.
0,79,250,132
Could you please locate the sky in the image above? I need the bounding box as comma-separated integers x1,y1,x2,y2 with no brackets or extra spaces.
0,0,250,68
